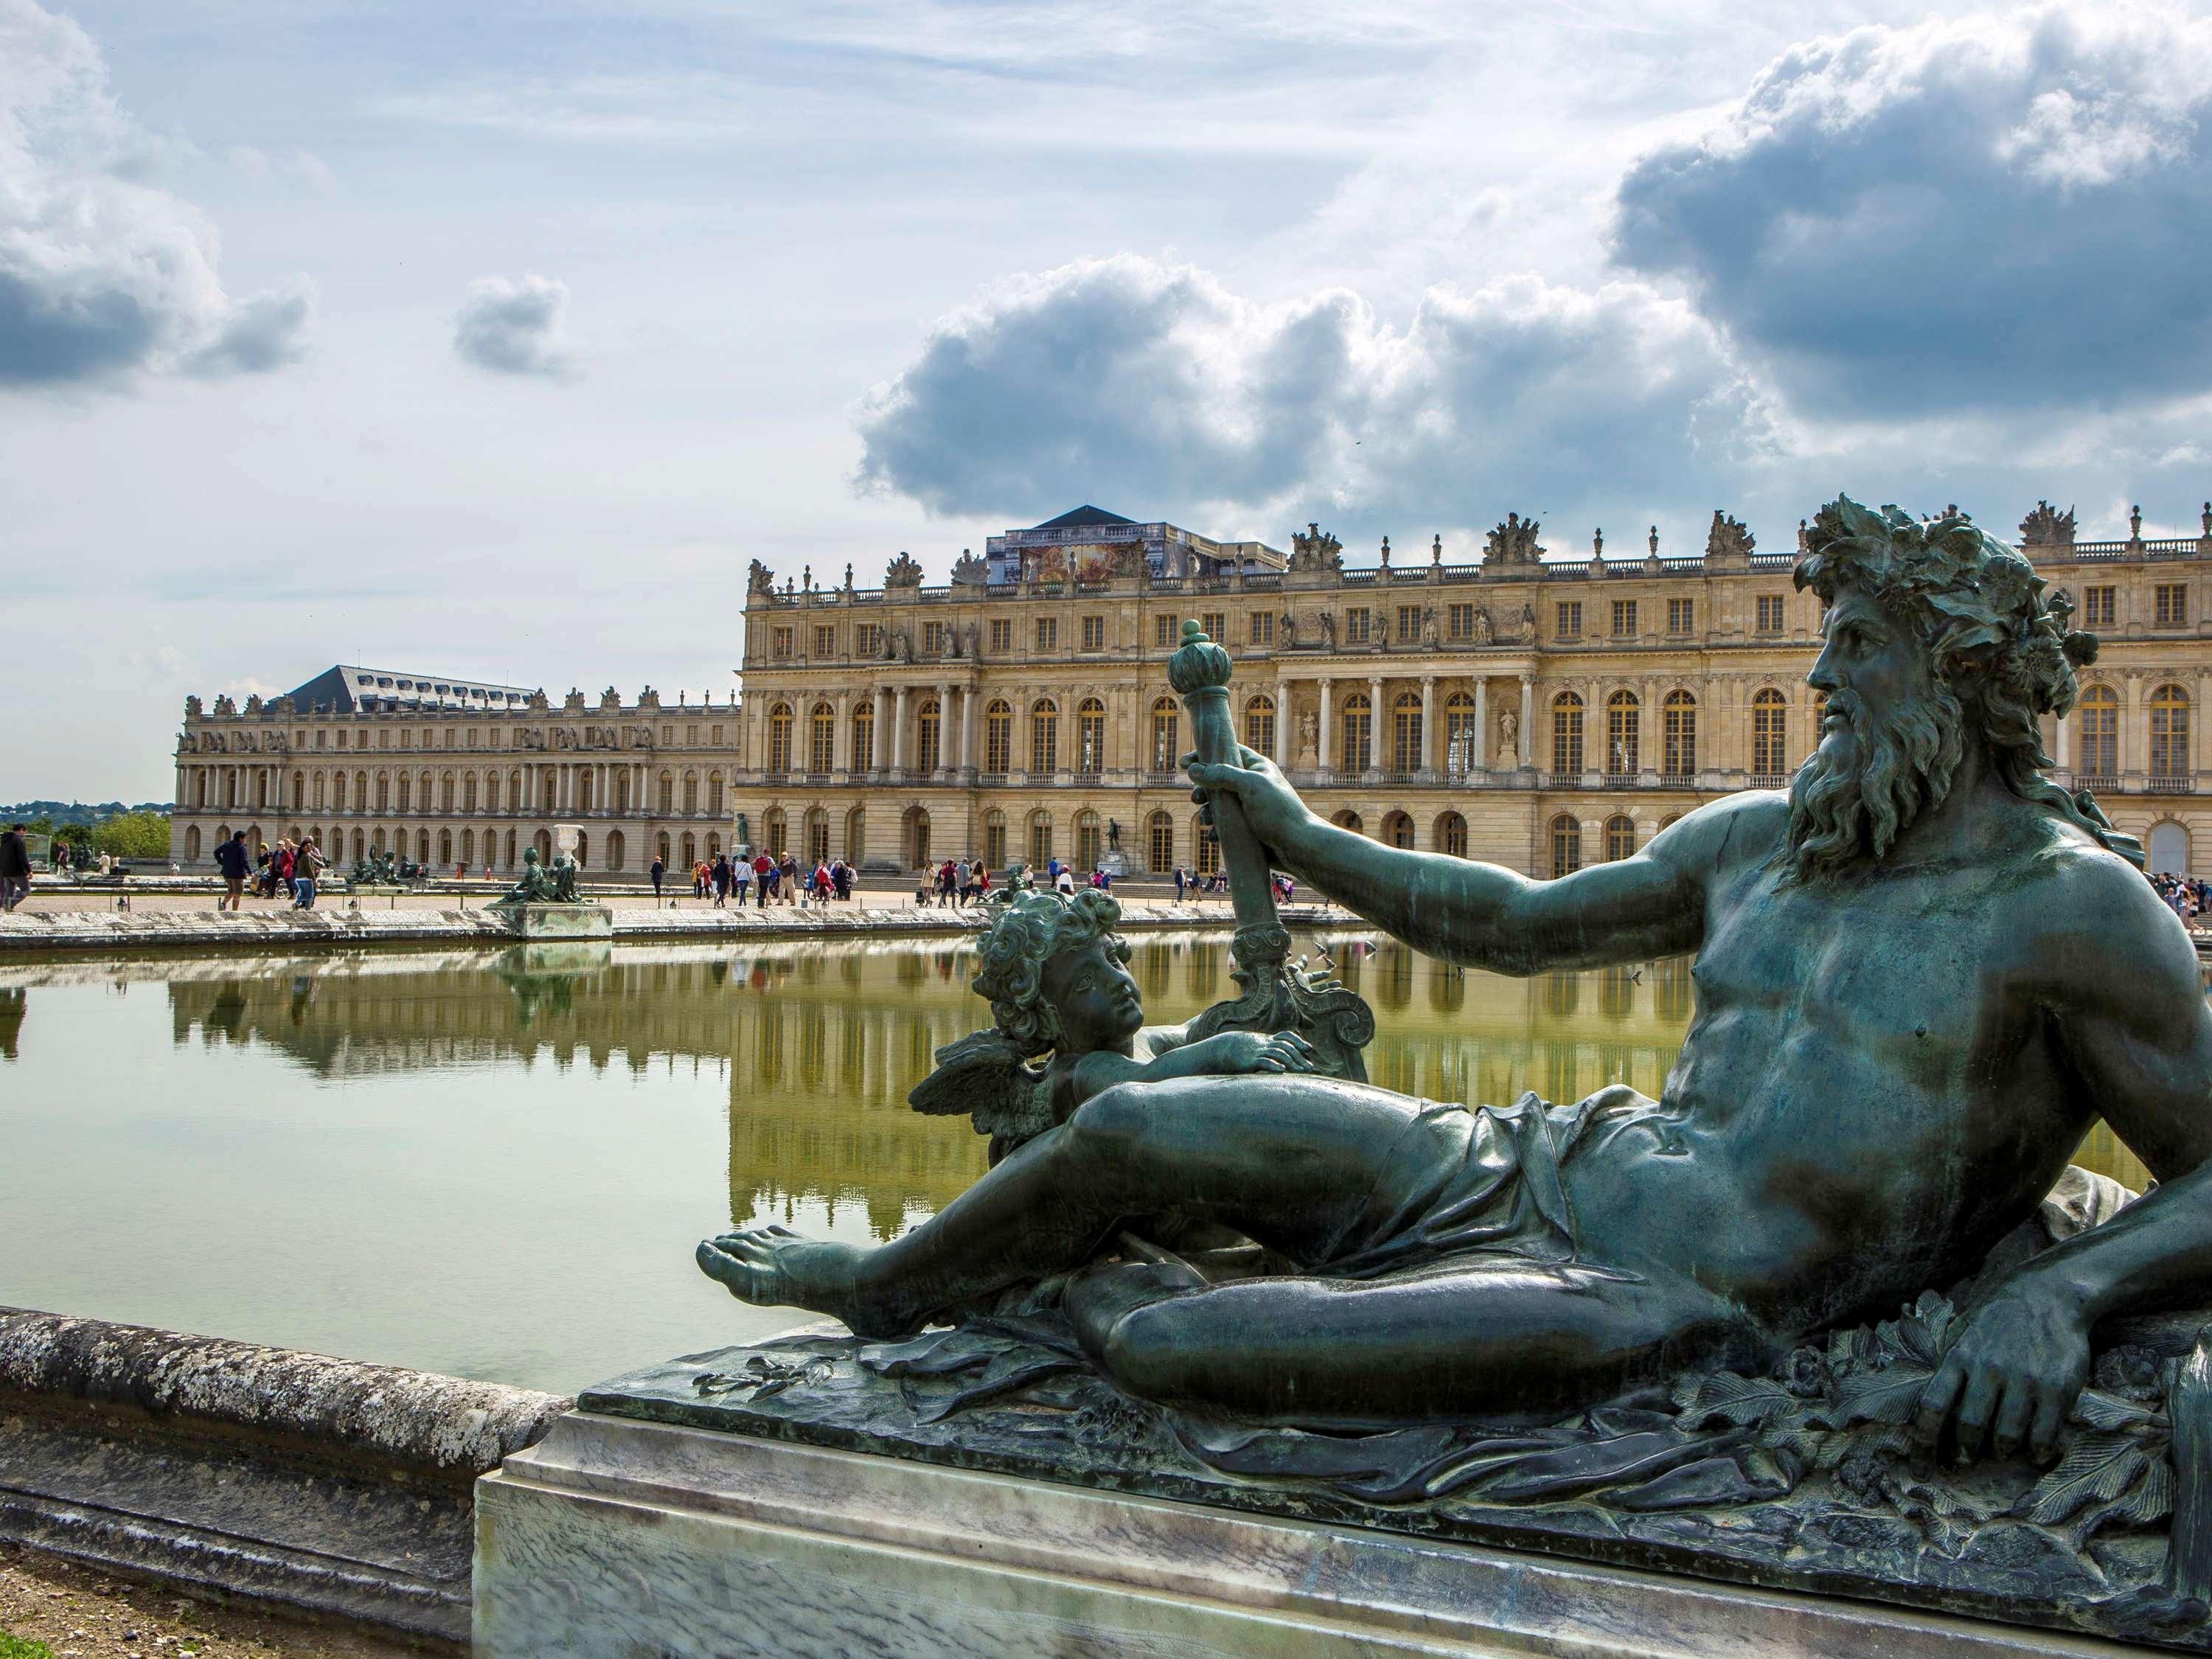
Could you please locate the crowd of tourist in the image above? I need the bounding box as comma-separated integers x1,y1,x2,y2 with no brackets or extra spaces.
2150,869,2211,927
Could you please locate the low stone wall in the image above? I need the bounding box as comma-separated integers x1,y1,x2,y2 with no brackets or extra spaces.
0,1306,569,1645
0,900,1356,956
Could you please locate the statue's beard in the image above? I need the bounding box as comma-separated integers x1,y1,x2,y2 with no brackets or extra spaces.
1787,685,1965,882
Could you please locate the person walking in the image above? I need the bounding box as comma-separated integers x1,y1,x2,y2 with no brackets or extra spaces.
1054,863,1076,896
0,823,29,912
832,858,852,902
734,858,752,906
753,851,773,907
293,837,324,908
1173,864,1186,901
710,853,730,908
650,855,665,901
778,851,800,905
215,829,251,911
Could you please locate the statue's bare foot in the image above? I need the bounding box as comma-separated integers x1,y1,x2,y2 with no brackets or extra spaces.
696,1225,888,1335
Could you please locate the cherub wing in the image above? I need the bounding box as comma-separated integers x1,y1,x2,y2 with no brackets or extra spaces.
907,1029,1053,1158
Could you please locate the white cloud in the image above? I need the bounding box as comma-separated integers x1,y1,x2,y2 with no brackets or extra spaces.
225,144,335,193
452,274,577,379
0,0,313,388
855,254,1770,529
1611,3,2212,417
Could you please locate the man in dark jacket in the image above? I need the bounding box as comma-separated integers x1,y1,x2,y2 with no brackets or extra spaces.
0,824,30,911
214,829,251,910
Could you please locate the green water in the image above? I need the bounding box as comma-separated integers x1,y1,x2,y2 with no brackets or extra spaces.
0,936,2150,1394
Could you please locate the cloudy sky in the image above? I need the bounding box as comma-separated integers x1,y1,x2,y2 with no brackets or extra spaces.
6,0,2211,801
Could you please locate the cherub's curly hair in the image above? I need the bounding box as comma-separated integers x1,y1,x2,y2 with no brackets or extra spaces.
971,890,1130,1056
1793,495,2125,859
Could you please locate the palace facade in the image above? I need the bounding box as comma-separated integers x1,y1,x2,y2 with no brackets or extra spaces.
170,666,742,878
735,500,2212,880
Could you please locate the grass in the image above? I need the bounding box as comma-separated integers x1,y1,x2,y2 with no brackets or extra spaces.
0,1632,54,1659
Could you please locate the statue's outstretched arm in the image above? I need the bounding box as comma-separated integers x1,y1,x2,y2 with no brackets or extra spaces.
1919,857,2212,1464
1190,749,1733,974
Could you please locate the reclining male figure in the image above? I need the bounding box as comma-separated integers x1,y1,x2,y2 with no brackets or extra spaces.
701,498,2212,1463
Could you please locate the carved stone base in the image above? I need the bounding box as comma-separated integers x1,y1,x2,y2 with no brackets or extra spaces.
473,1411,2135,1658
493,903,611,940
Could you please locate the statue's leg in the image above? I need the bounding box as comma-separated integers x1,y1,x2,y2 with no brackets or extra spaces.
1086,1258,1761,1422
699,1075,1429,1336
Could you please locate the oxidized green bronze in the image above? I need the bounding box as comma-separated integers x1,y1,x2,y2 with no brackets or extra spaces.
489,846,588,908
680,496,2212,1644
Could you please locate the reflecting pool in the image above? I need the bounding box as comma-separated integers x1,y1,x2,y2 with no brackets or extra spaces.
0,936,2153,1394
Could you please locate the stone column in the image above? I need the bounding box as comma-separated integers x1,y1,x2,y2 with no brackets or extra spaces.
1318,678,1334,773
1420,675,1436,776
964,684,981,771
936,681,952,777
1368,675,1385,774
2126,674,2145,776
1472,678,1489,771
1519,677,1534,771
1273,679,1290,767
891,686,908,774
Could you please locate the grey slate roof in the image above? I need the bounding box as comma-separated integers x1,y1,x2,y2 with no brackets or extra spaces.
1031,505,1136,530
285,665,538,714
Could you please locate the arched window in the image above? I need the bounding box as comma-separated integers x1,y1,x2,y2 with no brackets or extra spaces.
1663,690,1697,778
1030,699,1059,774
375,771,391,813
2079,684,2119,778
2152,684,2190,779
1028,810,1054,869
1075,810,1102,871
439,828,453,865
577,770,594,814
1606,692,1640,776
1340,692,1373,773
1383,810,1414,849
606,830,625,871
708,771,724,815
1551,692,1584,776
1147,810,1175,873
1391,692,1422,776
706,832,719,859
463,773,478,813
2149,821,2190,874
1606,815,1636,861
292,771,305,810
984,700,1013,775
810,702,835,773
984,809,1006,869
1243,695,1276,759
332,772,347,813
683,771,699,815
1444,692,1478,779
419,771,432,812
184,826,202,860
1333,810,1365,835
807,808,830,865
658,771,674,814
915,699,941,774
1551,814,1583,878
656,830,672,867
613,769,629,812
355,771,369,813
194,771,209,808
1194,815,1221,876
1077,699,1106,777
439,773,456,812
680,832,696,870
1436,811,1468,858
417,829,431,864
768,704,793,773
1751,688,1788,777
905,807,931,869
843,807,864,863
461,828,474,865
397,771,411,813
852,700,875,772
1150,698,1180,774
765,807,787,855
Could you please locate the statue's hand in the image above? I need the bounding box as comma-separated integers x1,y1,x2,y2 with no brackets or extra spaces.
1913,1280,2092,1463
1187,746,1310,849
1206,1029,1320,1075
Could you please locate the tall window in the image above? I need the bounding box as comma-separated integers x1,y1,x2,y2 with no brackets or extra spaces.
684,772,700,815
1667,597,1694,635
2157,585,2188,628
1147,810,1175,873
984,810,1006,869
852,701,874,771
813,625,836,656
1752,689,1789,776
1556,602,1582,640
773,626,793,659
810,702,835,772
1606,815,1636,861
1340,692,1373,771
1663,690,1697,777
990,618,1013,653
984,700,1013,774
1391,692,1422,775
1551,692,1584,775
1150,698,1180,773
1244,695,1276,758
1448,603,1475,641
1030,699,1059,773
397,772,411,812
915,699,941,774
2084,587,2117,628
1035,616,1058,651
856,623,880,658
1610,599,1638,639
1250,611,1275,647
1755,595,1786,633
1444,692,1478,777
1076,810,1102,871
463,773,477,812
1029,812,1053,869
768,704,793,773
1077,699,1106,776
1551,815,1582,878
1154,614,1178,647
1439,812,1468,857
1346,608,1371,644
920,621,945,657
1201,611,1226,642
1194,819,1222,876
2152,684,2190,778
1082,615,1105,650
1606,691,1640,776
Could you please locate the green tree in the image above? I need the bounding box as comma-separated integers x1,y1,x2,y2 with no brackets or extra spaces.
85,811,172,860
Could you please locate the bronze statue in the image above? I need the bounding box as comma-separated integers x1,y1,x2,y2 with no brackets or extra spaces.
489,846,561,907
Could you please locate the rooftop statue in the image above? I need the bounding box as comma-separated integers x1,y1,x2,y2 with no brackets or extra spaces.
1287,522,1343,575
1483,511,1543,566
684,509,2212,1640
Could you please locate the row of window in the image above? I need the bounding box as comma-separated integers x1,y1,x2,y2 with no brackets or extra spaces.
185,766,728,816
185,822,727,877
234,723,723,753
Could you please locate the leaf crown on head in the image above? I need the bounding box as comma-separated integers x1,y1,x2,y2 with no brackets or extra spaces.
972,890,1130,1057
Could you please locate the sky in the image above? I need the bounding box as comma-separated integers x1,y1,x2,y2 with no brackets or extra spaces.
5,0,2212,801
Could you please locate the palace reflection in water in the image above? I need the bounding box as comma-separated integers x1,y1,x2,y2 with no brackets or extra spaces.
0,936,2152,1390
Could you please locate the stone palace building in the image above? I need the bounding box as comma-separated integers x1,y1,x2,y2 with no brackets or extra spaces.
170,498,2212,883
731,499,2212,881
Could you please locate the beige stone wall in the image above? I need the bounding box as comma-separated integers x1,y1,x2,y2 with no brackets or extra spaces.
737,518,2212,878
170,694,742,877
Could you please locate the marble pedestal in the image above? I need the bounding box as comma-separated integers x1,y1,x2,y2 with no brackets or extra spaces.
494,902,611,940
472,1412,2133,1658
